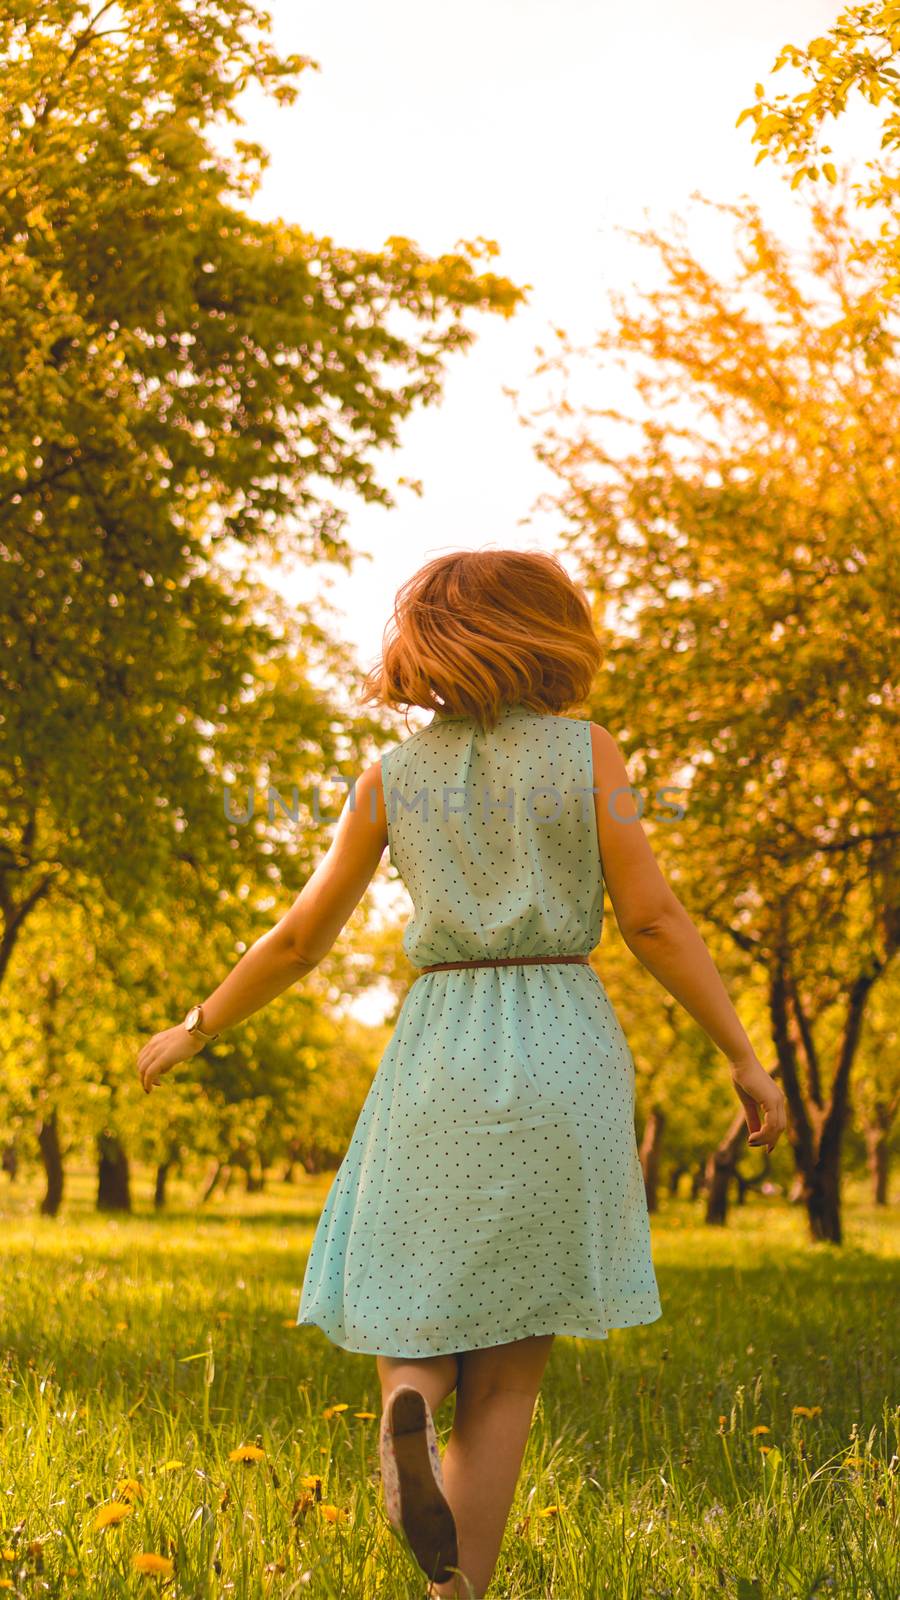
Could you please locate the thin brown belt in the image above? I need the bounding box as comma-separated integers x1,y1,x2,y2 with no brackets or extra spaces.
418,954,592,974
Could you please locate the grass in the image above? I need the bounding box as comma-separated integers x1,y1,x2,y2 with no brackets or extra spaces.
0,1167,898,1598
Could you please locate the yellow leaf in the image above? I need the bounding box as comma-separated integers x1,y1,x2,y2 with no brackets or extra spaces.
823,163,837,184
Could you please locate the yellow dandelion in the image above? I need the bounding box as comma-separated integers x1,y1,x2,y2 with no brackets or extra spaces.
115,1478,144,1501
538,1505,560,1517
228,1444,265,1463
750,1425,771,1436
0,1552,12,1562
318,1504,347,1522
159,1460,184,1472
791,1405,822,1418
132,1553,174,1576
301,1475,322,1489
0,1580,13,1590
717,1415,727,1426
354,1411,377,1420
94,1503,133,1530
115,1321,129,1332
322,1403,349,1419
282,1319,297,1328
844,1454,866,1468
759,1445,772,1455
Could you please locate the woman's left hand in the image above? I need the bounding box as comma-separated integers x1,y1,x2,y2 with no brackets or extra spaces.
137,1025,204,1094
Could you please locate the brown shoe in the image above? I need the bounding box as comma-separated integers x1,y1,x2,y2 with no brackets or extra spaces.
379,1384,458,1583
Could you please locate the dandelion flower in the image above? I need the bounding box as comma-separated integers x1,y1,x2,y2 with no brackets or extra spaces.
301,1475,322,1490
132,1554,174,1576
228,1445,265,1463
115,1479,144,1502
319,1504,346,1522
354,1411,377,1421
159,1460,184,1472
322,1403,349,1419
538,1505,560,1517
750,1425,770,1436
94,1503,133,1530
0,1552,12,1562
791,1405,822,1418
0,1579,13,1590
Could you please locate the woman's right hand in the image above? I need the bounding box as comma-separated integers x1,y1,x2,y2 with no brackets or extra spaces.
729,1054,787,1153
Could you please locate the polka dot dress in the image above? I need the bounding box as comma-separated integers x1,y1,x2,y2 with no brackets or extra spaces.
296,705,663,1357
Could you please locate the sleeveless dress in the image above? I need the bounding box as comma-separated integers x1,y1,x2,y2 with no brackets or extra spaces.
296,704,663,1357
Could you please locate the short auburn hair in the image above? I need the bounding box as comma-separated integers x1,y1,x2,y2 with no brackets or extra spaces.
360,548,602,732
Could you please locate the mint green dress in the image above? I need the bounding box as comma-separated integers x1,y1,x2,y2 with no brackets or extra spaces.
297,705,663,1356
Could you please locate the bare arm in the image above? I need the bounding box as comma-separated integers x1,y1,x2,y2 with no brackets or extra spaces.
589,724,786,1149
137,759,388,1092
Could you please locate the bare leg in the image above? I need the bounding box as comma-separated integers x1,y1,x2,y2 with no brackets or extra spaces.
428,1333,555,1599
376,1351,460,1416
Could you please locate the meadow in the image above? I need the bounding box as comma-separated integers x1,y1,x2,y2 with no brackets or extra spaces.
1,1171,897,1599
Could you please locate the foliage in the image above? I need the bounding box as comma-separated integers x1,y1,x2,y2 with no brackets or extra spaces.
522,182,899,1238
0,0,525,986
738,2,900,283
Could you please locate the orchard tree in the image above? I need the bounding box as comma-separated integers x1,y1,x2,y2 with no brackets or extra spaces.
524,184,898,1243
0,0,526,987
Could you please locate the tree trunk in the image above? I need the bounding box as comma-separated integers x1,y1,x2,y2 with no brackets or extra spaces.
638,1106,666,1212
154,1159,171,1211
667,1163,687,1197
770,959,881,1246
691,1162,705,1200
863,1103,892,1206
704,1109,746,1226
96,1131,131,1212
200,1159,226,1203
37,1110,64,1216
2,1142,18,1182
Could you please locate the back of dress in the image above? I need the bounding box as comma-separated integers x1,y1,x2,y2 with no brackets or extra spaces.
296,703,663,1357
381,704,603,967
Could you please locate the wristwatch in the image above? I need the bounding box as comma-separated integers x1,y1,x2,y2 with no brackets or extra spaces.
183,1004,220,1044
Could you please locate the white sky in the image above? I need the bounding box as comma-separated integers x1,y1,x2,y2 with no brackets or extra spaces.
235,0,857,692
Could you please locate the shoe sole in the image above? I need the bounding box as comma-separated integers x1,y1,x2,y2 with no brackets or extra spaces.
385,1387,458,1584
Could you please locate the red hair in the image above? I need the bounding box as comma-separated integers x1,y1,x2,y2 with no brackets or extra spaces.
360,549,602,732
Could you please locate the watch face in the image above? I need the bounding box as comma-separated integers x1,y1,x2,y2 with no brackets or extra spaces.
185,1006,201,1032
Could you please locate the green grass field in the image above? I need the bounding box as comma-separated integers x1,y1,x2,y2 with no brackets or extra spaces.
1,1169,897,1598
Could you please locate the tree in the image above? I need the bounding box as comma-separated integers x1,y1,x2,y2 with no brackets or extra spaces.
0,0,526,988
523,184,898,1243
738,2,900,234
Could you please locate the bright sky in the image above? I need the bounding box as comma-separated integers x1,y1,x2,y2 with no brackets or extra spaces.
236,0,852,695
